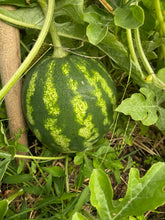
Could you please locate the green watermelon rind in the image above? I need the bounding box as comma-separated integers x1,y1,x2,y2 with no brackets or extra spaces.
22,55,117,153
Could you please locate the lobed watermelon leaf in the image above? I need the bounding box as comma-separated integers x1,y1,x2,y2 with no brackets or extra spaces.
112,162,165,219
116,87,165,130
89,162,165,220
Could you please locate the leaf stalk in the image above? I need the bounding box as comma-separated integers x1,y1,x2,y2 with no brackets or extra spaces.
14,154,66,160
154,0,165,63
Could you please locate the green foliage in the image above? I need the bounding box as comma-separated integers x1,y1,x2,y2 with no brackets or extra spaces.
90,169,113,220
0,0,165,219
84,5,113,45
74,139,123,184
76,163,165,220
0,0,36,7
116,87,165,130
0,200,8,220
114,4,144,29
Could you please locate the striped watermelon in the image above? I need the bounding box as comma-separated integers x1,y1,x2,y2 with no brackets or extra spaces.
22,55,117,153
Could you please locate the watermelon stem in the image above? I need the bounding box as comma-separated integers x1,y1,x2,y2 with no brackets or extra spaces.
0,0,55,101
38,0,68,58
14,154,66,161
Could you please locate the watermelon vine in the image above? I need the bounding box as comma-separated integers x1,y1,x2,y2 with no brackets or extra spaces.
0,0,55,101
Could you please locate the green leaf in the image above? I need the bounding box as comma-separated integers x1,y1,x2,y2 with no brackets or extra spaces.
114,5,144,29
142,0,155,9
83,5,112,45
0,158,11,182
72,212,88,220
157,67,165,83
54,177,65,197
0,200,8,220
116,87,165,130
156,107,165,130
116,87,158,126
3,174,33,184
23,186,42,195
76,165,85,190
0,0,33,7
112,162,165,219
0,6,43,29
55,0,84,24
43,166,65,177
83,155,93,178
15,142,30,153
83,5,112,25
74,152,84,165
43,174,52,195
69,186,90,219
86,23,108,45
97,32,147,88
56,22,86,40
89,169,114,220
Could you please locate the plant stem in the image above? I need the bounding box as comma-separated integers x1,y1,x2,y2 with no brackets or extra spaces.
50,23,68,58
0,0,55,101
154,0,165,63
38,0,67,58
126,29,144,79
134,28,154,75
134,28,165,89
154,0,165,36
14,154,66,160
7,189,24,204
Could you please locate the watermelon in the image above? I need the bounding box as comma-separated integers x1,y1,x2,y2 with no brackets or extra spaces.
22,55,117,153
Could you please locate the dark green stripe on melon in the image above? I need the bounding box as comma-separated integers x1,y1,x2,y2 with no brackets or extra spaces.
22,55,117,153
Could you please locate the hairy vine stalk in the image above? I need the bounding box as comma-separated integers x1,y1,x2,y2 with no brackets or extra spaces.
0,0,55,101
38,0,67,58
